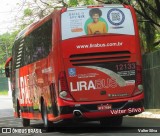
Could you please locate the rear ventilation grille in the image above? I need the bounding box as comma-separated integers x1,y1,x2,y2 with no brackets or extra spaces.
70,51,131,66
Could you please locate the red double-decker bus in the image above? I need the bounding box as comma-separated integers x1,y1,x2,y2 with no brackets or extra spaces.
5,4,144,129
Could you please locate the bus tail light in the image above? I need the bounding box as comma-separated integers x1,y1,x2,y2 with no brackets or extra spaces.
58,71,73,101
133,65,143,96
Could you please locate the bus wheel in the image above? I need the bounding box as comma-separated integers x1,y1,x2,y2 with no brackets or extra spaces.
22,118,30,127
41,102,53,131
100,116,123,127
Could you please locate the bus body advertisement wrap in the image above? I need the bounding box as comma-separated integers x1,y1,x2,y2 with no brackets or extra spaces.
5,4,144,129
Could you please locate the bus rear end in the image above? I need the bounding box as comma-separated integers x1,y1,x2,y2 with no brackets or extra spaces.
58,5,144,126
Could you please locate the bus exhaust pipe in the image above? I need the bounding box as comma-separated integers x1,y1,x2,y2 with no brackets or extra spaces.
73,110,83,118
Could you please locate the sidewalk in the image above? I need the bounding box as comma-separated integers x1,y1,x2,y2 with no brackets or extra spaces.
131,109,160,119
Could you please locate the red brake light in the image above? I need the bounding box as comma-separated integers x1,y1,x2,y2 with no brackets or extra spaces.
58,71,73,101
59,71,68,91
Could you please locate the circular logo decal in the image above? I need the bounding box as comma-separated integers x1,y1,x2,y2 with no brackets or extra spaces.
107,9,125,26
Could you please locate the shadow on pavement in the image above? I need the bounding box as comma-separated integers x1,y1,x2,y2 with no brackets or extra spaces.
30,121,140,133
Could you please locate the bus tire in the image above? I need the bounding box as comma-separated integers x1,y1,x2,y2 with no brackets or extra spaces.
100,116,123,127
49,84,58,117
17,100,20,118
22,118,30,127
41,101,53,132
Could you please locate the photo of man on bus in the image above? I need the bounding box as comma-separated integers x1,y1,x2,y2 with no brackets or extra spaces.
87,8,107,35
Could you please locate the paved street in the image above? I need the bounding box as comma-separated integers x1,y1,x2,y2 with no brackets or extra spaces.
0,117,160,136
0,96,160,135
0,96,13,118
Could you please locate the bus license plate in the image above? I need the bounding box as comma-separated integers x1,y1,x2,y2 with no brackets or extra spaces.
97,104,112,110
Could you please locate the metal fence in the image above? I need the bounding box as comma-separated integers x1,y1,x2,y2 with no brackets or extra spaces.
143,50,160,109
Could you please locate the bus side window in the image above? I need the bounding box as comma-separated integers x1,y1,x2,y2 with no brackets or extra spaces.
24,35,33,65
13,39,25,69
31,20,52,62
23,19,52,65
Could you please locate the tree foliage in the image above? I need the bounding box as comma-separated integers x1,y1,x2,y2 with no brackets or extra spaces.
15,0,61,30
68,0,95,6
68,0,79,6
24,8,33,17
0,32,18,68
17,0,96,26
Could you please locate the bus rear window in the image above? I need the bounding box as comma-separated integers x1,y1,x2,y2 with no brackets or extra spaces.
61,7,135,40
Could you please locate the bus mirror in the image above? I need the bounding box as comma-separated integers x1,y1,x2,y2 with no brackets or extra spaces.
5,67,10,77
5,57,12,78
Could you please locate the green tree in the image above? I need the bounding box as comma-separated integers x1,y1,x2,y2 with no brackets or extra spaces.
132,0,159,52
15,0,96,29
0,32,18,68
68,0,79,6
16,0,61,29
68,0,95,6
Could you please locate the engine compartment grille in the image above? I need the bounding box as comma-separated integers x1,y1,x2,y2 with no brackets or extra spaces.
70,51,131,66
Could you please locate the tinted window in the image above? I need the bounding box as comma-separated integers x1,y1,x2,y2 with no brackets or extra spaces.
24,19,52,65
13,19,52,69
12,38,24,69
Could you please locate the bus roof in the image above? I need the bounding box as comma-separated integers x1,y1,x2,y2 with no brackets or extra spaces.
67,4,124,11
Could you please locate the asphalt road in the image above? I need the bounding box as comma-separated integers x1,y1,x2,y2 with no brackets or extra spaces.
0,96,13,118
0,96,160,136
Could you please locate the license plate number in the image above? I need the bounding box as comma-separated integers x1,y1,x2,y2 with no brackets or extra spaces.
97,104,112,110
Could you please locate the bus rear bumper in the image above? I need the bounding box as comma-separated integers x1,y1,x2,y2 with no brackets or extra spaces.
81,100,144,119
58,98,144,120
